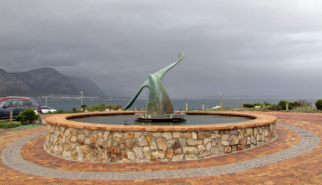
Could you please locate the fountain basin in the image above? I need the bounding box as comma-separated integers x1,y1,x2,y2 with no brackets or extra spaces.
45,111,277,163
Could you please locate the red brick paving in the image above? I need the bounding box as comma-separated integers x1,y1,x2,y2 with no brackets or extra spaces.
0,111,322,184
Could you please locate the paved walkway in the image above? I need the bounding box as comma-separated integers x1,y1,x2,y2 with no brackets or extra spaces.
0,112,322,184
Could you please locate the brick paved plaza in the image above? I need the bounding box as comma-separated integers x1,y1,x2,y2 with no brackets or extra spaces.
1,112,322,184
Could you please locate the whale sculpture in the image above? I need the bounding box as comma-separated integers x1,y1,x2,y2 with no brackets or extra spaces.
124,52,184,115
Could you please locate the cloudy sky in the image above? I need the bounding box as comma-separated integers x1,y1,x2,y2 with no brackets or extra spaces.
1,0,322,99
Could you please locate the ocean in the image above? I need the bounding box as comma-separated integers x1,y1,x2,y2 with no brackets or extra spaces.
37,98,320,111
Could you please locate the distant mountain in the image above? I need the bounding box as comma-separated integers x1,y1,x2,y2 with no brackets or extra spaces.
0,68,106,97
0,69,39,96
11,68,81,95
66,76,106,97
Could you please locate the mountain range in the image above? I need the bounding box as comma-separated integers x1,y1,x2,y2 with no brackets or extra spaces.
0,68,106,97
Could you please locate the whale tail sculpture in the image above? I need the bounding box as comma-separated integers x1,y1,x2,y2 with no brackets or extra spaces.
124,52,184,115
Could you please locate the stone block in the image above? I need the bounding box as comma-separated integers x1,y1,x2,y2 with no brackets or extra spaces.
133,146,143,159
151,151,165,159
124,132,133,139
221,134,229,141
156,138,167,151
183,147,199,154
125,138,136,150
162,132,172,140
172,154,184,161
187,138,202,146
113,132,123,141
138,136,149,147
143,147,151,159
166,149,173,159
198,145,206,153
150,138,158,150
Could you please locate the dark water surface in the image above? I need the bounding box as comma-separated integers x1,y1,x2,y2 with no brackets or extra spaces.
70,115,253,126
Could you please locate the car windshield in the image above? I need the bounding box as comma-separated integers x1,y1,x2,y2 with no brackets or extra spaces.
0,100,10,107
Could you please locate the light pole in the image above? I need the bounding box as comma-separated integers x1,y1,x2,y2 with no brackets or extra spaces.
81,91,83,107
219,92,222,109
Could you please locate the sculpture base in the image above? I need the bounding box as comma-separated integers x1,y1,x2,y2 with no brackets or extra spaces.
134,112,186,121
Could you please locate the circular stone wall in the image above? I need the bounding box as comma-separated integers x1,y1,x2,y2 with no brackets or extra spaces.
44,111,277,163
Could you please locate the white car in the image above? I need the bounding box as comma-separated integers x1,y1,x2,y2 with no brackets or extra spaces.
40,106,57,113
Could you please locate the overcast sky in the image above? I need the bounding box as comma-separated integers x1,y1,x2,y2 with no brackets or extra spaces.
1,0,322,99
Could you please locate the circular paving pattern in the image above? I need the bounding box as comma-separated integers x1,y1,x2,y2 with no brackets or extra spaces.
1,123,319,180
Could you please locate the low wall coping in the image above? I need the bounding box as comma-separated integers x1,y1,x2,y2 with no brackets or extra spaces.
45,111,277,132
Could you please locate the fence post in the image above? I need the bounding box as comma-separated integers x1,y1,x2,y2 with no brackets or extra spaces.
263,102,266,109
220,101,223,110
10,110,13,122
286,102,289,111
202,103,204,111
38,112,43,124
144,106,146,111
311,102,313,111
186,103,188,111
135,107,137,111
241,102,244,109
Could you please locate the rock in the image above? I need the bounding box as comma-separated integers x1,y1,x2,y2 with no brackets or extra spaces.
172,154,184,161
85,137,91,145
110,156,116,162
212,139,218,147
206,142,212,151
138,136,149,147
96,132,102,138
133,146,143,159
113,133,123,141
62,151,70,159
111,147,119,155
192,132,197,139
145,134,153,142
174,148,182,154
232,146,237,152
70,136,77,143
150,138,158,150
143,147,151,159
106,150,111,159
162,132,172,140
246,128,253,136
134,132,142,139
230,136,239,145
259,127,263,134
116,152,122,160
199,151,211,158
151,151,165,159
204,138,212,145
210,147,219,155
172,141,180,150
119,142,126,150
121,150,128,159
125,138,136,149
225,147,232,153
63,144,70,151
90,134,96,144
187,138,202,146
237,145,244,151
96,139,104,146
106,139,112,150
183,132,192,138
77,134,85,145
221,141,230,146
98,145,105,152
103,131,110,140
84,153,91,161
126,151,135,160
198,145,206,153
173,132,182,138
253,128,258,137
218,144,224,152
183,147,199,154
166,139,176,148
80,145,91,154
166,149,173,159
221,134,229,141
229,130,238,135
124,132,133,139
156,138,167,151
238,131,244,140
179,139,186,147
185,154,197,160
64,129,70,137
239,137,247,147
211,133,221,139
197,133,211,140
98,153,105,162
147,132,159,137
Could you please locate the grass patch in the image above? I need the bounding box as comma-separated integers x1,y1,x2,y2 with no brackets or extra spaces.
0,121,20,128
9,123,45,131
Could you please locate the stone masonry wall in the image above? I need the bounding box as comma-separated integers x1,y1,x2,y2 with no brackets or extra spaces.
44,122,277,163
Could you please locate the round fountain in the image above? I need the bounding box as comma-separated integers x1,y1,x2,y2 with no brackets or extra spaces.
44,52,277,163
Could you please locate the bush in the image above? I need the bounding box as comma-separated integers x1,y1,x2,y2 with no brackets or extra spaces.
81,104,87,111
243,103,255,108
316,99,322,110
15,108,39,125
0,122,20,128
112,104,122,110
56,109,64,113
278,100,294,110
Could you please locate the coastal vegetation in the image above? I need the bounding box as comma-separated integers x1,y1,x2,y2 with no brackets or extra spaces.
86,104,122,111
15,108,39,125
316,99,322,110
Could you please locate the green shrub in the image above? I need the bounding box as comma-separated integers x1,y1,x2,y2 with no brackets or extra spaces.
15,108,39,125
254,103,262,106
243,103,255,108
293,101,301,108
278,100,294,110
316,99,322,110
81,104,87,111
112,104,122,110
0,121,20,128
56,109,64,113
